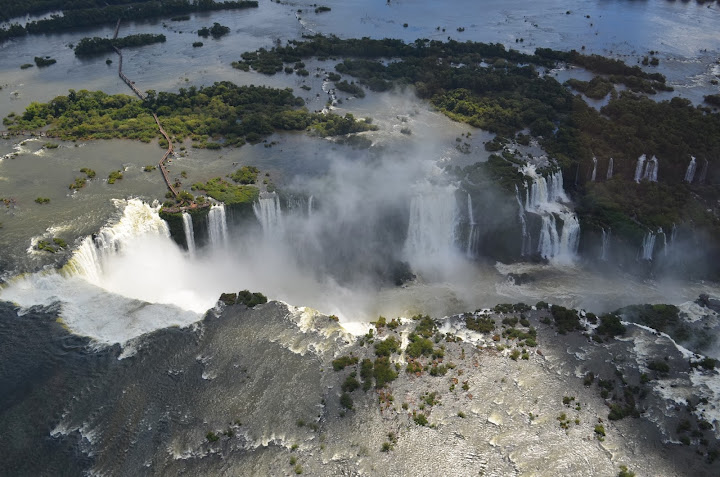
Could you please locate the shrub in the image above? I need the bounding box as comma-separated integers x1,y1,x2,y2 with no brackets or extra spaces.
236,289,267,307
648,360,670,373
375,336,400,356
206,431,220,442
596,313,626,337
332,355,358,371
373,357,398,388
340,392,353,409
107,170,123,184
34,197,50,204
193,42,203,47
413,413,428,426
341,372,360,392
465,315,495,333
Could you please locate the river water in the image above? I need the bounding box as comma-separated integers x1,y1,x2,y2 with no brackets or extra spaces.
1,0,720,345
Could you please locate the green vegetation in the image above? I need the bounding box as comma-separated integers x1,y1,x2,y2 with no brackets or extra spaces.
69,177,86,190
198,23,230,38
236,289,267,307
315,6,331,13
43,142,59,149
616,304,690,342
332,355,358,371
191,178,259,206
465,314,495,333
5,83,375,148
374,336,400,357
339,392,353,410
107,170,123,184
80,167,96,178
229,165,259,184
74,34,167,56
34,197,50,204
34,56,56,67
618,465,636,477
647,360,670,373
413,413,428,426
335,80,365,98
143,165,156,172
192,42,203,48
549,305,582,334
596,313,626,337
341,372,360,392
373,357,398,388
205,431,220,442
705,94,720,107
20,63,33,69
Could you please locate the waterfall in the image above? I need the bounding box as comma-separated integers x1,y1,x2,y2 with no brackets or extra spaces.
208,203,229,247
640,231,656,261
465,193,480,258
590,157,597,182
522,164,578,262
64,199,170,284
404,182,458,269
634,154,646,183
253,192,283,238
643,156,658,182
606,157,613,180
181,212,196,255
538,215,560,259
660,227,667,256
600,228,610,261
515,185,530,256
684,156,697,183
698,159,708,184
308,195,314,217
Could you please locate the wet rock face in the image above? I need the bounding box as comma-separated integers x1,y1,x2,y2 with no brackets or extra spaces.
2,300,719,476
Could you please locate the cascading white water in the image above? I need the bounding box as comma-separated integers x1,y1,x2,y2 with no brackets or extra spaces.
522,164,578,263
600,228,610,261
538,215,560,259
643,156,658,182
515,185,531,256
634,154,646,183
404,182,458,272
699,159,708,184
308,195,314,217
606,157,614,180
208,203,229,247
182,212,196,255
65,199,171,284
640,231,656,261
590,157,597,182
660,227,667,256
685,156,697,183
253,192,283,238
671,223,677,246
465,193,480,258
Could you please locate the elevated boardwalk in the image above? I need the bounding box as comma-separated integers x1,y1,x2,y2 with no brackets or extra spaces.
112,20,173,197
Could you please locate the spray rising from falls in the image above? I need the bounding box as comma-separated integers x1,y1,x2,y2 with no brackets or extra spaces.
253,192,284,238
607,157,613,180
208,203,229,247
465,193,480,258
522,164,579,263
182,212,196,255
591,156,597,182
685,156,697,183
404,181,458,274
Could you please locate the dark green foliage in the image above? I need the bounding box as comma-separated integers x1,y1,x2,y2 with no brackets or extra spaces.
219,293,237,306
334,80,365,98
34,56,56,67
374,336,400,357
647,360,670,373
406,335,434,358
596,313,626,337
413,413,428,426
616,304,690,342
193,42,203,48
206,431,220,442
550,305,582,334
315,6,331,13
373,357,398,388
107,170,123,184
465,314,495,332
74,34,166,56
565,77,614,99
69,176,86,190
705,94,720,107
236,290,267,307
80,167,96,178
341,372,360,392
339,392,353,409
327,72,341,81
412,315,437,338
229,165,259,184
406,360,423,374
198,23,230,38
332,355,358,371
429,364,448,376
360,358,373,391
34,197,50,204
617,465,636,477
